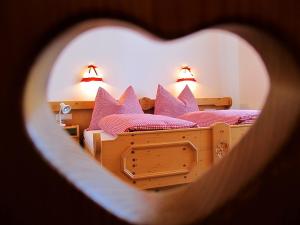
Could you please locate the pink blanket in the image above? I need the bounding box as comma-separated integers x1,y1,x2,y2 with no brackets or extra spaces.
98,113,197,136
177,110,260,127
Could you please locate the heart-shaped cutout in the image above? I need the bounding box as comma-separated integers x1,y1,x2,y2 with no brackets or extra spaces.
23,20,300,225
47,22,268,190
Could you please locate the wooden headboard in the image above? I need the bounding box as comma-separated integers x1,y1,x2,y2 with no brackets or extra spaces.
49,97,232,112
49,97,231,141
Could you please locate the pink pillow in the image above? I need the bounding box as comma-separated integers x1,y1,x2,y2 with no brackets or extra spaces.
98,113,197,136
88,86,144,130
154,84,199,117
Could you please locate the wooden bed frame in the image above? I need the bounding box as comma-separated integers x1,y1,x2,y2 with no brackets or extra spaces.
49,96,252,190
88,123,251,190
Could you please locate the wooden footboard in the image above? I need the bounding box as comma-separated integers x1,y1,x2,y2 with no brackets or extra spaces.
212,123,251,163
92,123,251,190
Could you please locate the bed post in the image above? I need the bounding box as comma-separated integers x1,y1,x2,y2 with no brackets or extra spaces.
93,133,102,161
212,123,231,164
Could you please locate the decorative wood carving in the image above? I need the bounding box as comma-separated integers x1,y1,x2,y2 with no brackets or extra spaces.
215,142,229,159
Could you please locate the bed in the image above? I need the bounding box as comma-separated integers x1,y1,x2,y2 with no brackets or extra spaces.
82,97,257,190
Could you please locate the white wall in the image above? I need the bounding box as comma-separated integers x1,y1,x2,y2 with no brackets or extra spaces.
216,33,240,108
238,39,270,109
47,26,269,109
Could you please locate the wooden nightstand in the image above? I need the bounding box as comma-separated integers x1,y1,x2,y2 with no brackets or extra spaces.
64,125,79,143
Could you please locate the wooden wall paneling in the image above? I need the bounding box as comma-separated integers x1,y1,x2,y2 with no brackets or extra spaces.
1,1,300,225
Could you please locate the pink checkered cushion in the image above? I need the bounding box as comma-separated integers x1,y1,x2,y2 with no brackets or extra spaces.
177,110,260,127
88,86,143,130
98,113,197,136
154,84,199,117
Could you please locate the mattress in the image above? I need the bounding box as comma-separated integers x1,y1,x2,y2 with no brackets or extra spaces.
83,129,116,155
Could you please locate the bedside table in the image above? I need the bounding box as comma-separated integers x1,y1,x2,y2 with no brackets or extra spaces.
64,125,79,143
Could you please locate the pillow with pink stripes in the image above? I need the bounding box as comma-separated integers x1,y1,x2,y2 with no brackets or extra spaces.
98,113,197,136
88,86,144,130
154,84,199,117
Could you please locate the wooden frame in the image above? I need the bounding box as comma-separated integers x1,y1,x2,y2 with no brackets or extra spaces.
64,125,80,143
49,97,232,112
59,96,253,190
85,123,251,190
13,3,300,225
48,97,232,143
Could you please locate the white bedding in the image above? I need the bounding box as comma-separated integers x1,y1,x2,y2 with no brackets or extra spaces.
83,129,116,154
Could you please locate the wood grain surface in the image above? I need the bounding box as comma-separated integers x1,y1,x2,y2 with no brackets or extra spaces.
1,1,300,225
48,97,232,142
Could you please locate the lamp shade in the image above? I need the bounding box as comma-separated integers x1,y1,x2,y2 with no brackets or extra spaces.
60,103,71,114
58,103,71,126
80,64,103,82
176,66,197,82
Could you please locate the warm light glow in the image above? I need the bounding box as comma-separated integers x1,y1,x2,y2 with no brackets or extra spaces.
176,65,197,82
79,65,108,99
79,82,112,100
80,64,103,82
174,81,198,96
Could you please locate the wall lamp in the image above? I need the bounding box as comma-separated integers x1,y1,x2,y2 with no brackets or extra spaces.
80,64,103,82
176,65,197,82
